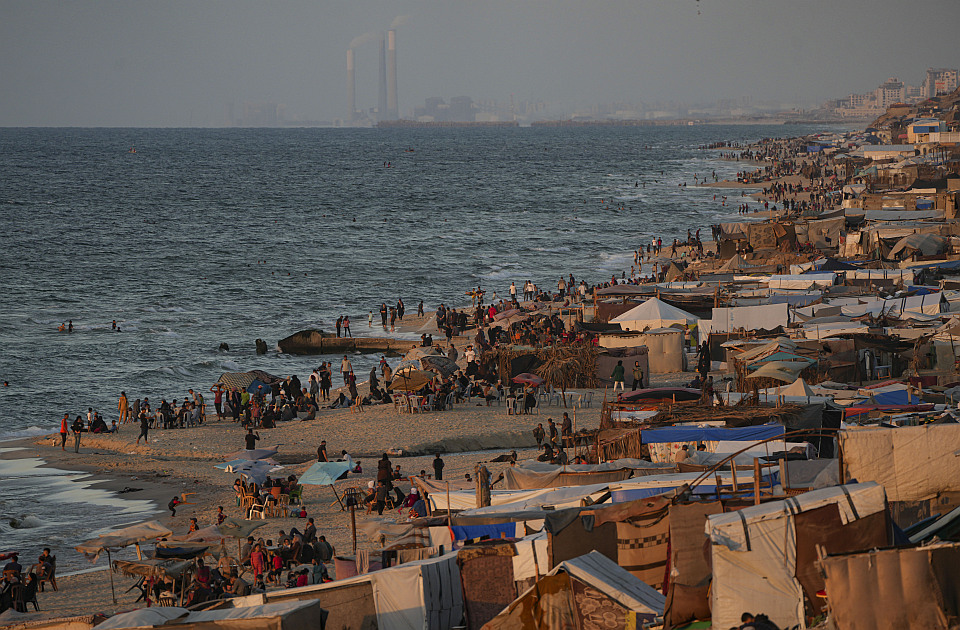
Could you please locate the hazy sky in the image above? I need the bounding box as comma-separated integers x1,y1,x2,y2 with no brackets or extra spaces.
1,0,958,126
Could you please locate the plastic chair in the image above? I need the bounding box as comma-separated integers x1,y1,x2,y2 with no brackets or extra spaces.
37,558,57,592
419,395,434,412
248,499,267,520
583,391,594,408
443,392,456,410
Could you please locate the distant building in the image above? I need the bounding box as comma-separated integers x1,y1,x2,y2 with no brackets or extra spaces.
924,68,960,98
875,78,905,109
907,118,948,144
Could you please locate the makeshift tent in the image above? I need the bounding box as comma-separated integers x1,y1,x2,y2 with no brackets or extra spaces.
503,463,634,490
96,600,325,630
719,254,759,271
223,460,277,485
610,297,698,331
749,360,812,383
820,542,960,630
889,233,948,258
483,551,665,629
664,501,724,628
217,370,282,392
233,551,462,630
706,483,889,630
839,424,960,503
639,328,685,373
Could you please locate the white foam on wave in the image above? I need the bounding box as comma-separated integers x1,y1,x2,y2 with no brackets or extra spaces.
0,425,57,443
531,246,571,253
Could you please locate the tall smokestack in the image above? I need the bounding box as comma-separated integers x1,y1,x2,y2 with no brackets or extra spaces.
347,49,356,122
378,34,388,119
387,30,398,120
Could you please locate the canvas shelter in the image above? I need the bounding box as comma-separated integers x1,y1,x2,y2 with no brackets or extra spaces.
233,551,463,630
95,600,325,630
706,482,889,630
839,424,960,503
75,521,172,562
819,542,960,630
482,551,665,629
639,328,685,373
610,297,697,332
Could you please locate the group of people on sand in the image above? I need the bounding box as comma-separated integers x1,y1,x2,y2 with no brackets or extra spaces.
58,409,116,452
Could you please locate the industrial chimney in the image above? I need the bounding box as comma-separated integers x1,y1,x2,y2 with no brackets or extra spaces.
387,30,398,120
347,49,356,122
378,34,388,120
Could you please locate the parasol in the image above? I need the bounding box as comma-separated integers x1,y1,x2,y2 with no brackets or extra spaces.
75,520,173,604
512,373,545,386
390,367,434,392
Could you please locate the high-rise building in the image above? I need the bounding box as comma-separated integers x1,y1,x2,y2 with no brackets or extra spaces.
378,35,388,118
874,78,905,109
924,67,960,98
387,30,398,120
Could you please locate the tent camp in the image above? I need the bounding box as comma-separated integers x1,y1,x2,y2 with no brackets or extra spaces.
610,298,698,332
706,483,889,629
888,233,947,259
95,600,325,630
482,551,665,629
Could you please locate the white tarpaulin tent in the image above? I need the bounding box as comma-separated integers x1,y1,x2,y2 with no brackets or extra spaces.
698,303,789,343
233,552,462,630
610,297,698,331
706,483,886,630
768,273,837,290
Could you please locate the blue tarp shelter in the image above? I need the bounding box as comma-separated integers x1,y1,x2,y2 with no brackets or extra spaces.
641,424,784,444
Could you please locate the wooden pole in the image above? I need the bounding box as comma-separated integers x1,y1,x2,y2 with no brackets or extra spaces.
446,481,452,523
350,502,357,554
107,549,117,604
730,459,738,492
753,457,761,505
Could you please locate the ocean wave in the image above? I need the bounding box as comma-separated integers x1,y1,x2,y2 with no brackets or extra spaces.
8,514,44,529
531,246,571,253
0,425,57,443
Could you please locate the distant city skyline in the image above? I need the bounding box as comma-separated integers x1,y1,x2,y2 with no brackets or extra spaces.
1,0,958,126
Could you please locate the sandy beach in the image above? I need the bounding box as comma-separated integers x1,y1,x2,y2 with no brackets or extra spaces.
7,378,615,619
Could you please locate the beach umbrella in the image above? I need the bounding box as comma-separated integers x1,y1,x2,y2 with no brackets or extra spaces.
390,367,434,392
512,373,545,386
299,456,357,509
76,520,173,604
223,460,277,485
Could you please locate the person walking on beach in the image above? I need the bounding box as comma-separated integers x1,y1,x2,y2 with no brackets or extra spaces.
343,316,352,337
341,356,353,385
136,411,150,445
59,413,69,450
397,299,404,322
118,391,129,424
335,316,343,338
417,301,424,318
611,360,625,392
433,453,445,481
510,282,517,301
380,303,388,327
71,415,85,453
632,361,645,390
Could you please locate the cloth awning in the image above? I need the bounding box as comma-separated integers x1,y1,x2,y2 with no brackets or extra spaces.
112,558,193,580
641,424,784,444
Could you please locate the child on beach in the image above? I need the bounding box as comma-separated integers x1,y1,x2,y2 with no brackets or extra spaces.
168,496,181,517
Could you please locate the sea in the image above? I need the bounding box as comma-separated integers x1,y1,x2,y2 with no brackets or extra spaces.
0,123,838,570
